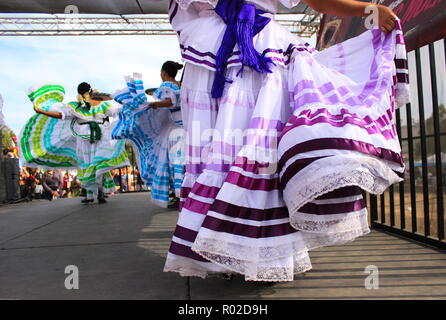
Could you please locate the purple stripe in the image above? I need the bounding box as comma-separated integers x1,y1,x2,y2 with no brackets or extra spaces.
316,186,362,200
211,199,289,221
397,73,409,84
183,197,212,215
278,137,404,171
290,81,362,110
191,182,220,199
291,107,393,131
232,157,274,175
169,242,209,262
182,54,216,69
249,117,285,131
186,163,231,174
394,59,408,69
180,186,192,198
185,157,276,177
293,79,316,92
181,43,314,70
298,199,366,215
360,29,394,105
202,216,297,239
280,156,326,188
282,111,396,141
282,108,396,140
181,44,219,59
225,170,279,191
174,225,198,243
180,43,312,62
169,3,179,23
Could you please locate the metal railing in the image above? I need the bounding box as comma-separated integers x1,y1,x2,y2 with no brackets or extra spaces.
369,38,446,249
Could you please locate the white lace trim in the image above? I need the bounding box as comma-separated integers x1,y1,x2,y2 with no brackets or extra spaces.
290,209,369,234
163,254,228,279
283,156,402,220
395,83,411,109
195,248,313,282
303,227,371,252
193,234,308,263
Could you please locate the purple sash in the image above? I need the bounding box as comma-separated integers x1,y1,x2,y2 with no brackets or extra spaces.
211,0,274,98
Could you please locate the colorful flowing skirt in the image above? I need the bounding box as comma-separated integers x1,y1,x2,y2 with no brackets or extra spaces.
19,84,129,199
112,74,186,207
164,22,410,281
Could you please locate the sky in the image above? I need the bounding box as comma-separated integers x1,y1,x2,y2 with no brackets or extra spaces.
0,35,183,135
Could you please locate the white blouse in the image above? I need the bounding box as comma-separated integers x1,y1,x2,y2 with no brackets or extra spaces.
178,0,301,13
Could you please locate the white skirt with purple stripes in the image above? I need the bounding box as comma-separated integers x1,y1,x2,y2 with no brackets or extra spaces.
163,18,410,281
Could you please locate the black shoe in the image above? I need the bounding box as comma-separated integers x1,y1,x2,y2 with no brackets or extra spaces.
168,197,180,209
97,191,107,204
81,198,94,204
221,273,233,281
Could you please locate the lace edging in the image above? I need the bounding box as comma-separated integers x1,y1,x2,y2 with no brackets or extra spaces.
290,209,369,234
283,157,402,221
194,248,313,282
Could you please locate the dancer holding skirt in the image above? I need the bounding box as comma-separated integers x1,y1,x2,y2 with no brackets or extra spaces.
19,83,129,204
112,62,186,208
162,0,410,281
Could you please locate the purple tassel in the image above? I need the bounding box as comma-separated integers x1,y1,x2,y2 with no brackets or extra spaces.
235,17,273,77
211,70,233,98
211,0,273,98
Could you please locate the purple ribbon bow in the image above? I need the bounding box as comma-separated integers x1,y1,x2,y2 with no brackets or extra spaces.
211,0,274,98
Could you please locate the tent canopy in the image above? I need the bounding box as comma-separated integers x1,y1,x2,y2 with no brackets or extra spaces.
0,0,309,15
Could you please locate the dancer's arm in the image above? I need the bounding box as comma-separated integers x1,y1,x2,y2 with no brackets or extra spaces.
303,0,397,33
34,106,63,119
149,98,173,110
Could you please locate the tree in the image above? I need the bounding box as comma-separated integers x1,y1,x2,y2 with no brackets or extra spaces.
1,125,17,151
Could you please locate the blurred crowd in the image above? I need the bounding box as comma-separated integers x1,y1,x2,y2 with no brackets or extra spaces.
18,166,146,202
20,167,82,201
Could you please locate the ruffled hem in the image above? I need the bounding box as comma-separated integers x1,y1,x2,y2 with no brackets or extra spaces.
282,155,403,225
192,246,313,282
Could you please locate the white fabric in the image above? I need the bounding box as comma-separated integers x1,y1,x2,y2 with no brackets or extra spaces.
171,2,310,73
177,0,301,12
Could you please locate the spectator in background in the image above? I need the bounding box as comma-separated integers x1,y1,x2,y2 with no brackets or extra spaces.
3,148,15,158
111,169,121,193
120,167,128,192
23,168,41,201
42,170,61,201
61,171,71,198
70,176,82,197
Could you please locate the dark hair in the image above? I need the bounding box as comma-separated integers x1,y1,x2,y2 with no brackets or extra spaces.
161,61,183,78
145,88,157,95
77,82,92,95
3,149,11,156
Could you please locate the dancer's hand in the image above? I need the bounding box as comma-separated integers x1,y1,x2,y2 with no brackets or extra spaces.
304,1,398,33
377,5,397,33
149,102,158,109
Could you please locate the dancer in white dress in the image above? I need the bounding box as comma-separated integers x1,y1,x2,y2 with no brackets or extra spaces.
163,0,409,281
20,83,130,204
